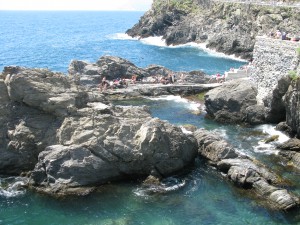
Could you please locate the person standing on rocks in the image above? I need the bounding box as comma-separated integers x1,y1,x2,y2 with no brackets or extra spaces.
99,76,108,92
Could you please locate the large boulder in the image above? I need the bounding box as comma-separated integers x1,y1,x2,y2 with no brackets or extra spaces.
4,67,88,117
204,78,264,124
30,106,198,195
194,128,299,210
68,56,150,87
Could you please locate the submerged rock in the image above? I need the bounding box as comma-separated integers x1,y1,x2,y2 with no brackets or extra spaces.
194,128,299,210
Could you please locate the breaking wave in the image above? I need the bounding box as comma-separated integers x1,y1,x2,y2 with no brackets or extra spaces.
0,177,28,198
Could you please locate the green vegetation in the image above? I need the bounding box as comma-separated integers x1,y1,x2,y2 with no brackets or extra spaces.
296,46,300,56
196,92,206,101
288,70,299,81
153,0,197,13
263,135,279,143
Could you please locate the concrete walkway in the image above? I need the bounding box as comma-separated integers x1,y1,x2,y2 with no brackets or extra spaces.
102,82,222,98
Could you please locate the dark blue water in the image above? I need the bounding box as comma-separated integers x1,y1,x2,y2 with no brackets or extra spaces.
0,11,298,225
0,11,245,74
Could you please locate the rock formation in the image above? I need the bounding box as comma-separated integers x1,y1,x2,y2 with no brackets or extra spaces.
251,36,299,123
68,55,210,88
194,128,299,210
285,78,300,138
0,66,198,195
204,78,265,124
126,0,300,60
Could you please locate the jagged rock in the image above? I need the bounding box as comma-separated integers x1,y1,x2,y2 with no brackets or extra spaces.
291,153,300,168
262,76,291,123
4,67,88,117
277,138,300,152
127,0,300,60
31,113,198,195
204,79,262,124
276,122,294,137
252,37,298,123
285,79,300,138
0,66,198,194
68,56,211,89
194,128,299,210
277,138,300,169
68,56,148,87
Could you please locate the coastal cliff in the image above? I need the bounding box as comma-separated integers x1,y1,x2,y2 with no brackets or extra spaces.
127,0,300,59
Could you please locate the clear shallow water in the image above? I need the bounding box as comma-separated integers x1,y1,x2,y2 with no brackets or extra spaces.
0,11,245,75
0,10,299,225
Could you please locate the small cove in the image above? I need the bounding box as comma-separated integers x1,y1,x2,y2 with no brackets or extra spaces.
0,10,299,224
1,96,299,224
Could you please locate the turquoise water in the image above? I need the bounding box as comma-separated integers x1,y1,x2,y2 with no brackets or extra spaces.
0,11,299,225
0,97,300,224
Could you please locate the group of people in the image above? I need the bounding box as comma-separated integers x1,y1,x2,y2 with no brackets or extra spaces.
98,76,128,92
208,73,225,83
270,30,300,41
98,72,186,92
141,73,178,84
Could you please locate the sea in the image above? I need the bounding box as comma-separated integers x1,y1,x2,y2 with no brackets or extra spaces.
0,11,299,225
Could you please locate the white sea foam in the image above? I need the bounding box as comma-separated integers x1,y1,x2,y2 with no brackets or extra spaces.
0,177,28,197
138,35,247,62
111,33,247,62
252,124,289,155
140,36,167,47
133,177,186,197
192,42,248,62
180,126,193,134
146,95,202,112
110,33,138,40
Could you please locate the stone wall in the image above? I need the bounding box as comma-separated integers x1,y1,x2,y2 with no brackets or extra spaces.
252,36,299,105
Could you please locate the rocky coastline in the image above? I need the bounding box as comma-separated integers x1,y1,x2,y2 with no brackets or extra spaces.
1,1,300,211
126,0,300,60
0,52,299,211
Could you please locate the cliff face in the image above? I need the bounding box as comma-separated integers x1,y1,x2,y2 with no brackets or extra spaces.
127,0,300,59
285,79,300,138
251,36,299,123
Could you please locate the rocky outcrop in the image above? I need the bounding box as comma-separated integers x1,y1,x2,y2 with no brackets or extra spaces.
0,66,198,195
194,128,299,210
204,78,265,124
277,138,300,169
127,0,300,59
251,36,299,123
285,78,300,138
68,55,210,87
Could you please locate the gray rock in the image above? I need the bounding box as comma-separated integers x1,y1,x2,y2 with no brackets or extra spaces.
68,56,209,88
127,0,300,60
0,66,198,194
194,128,299,210
31,112,198,195
277,138,300,152
276,122,294,137
204,79,261,124
285,79,300,138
